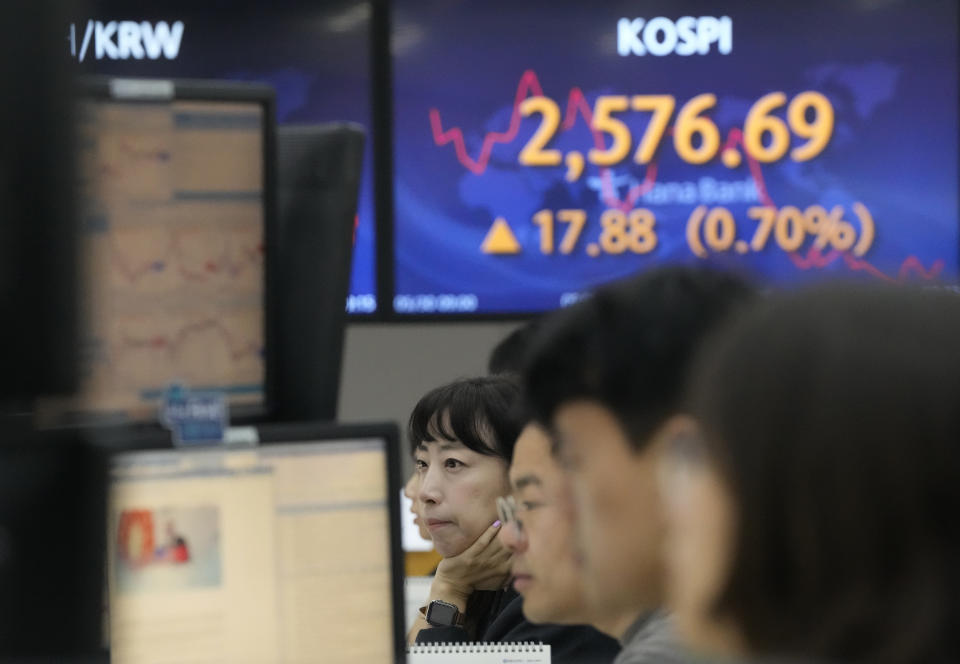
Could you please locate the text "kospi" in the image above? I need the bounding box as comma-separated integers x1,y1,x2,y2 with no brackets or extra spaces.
617,16,732,57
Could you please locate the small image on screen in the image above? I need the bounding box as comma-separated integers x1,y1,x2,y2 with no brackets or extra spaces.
46,98,266,422
115,505,222,593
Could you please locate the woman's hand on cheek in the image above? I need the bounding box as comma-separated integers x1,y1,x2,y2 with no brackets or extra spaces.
434,521,513,598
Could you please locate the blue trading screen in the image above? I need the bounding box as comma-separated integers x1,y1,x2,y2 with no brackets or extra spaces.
71,2,378,314
391,0,959,314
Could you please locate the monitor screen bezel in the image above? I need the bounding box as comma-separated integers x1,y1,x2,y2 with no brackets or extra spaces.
366,0,552,323
70,75,279,423
97,420,406,664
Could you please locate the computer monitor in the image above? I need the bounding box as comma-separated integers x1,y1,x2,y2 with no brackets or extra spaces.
104,422,404,664
43,77,277,424
275,124,365,422
71,1,379,317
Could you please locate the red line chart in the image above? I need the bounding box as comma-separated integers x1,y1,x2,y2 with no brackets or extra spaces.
428,70,543,176
117,318,262,362
428,70,657,211
108,231,264,284
560,86,658,211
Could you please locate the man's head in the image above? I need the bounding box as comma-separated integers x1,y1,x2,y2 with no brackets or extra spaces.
672,285,960,662
501,422,589,624
523,267,754,621
488,318,542,375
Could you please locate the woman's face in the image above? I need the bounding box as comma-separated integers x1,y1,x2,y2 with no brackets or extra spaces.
414,437,510,558
404,472,431,541
661,441,743,656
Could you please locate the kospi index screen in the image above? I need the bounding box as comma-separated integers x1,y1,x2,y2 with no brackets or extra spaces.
391,0,959,315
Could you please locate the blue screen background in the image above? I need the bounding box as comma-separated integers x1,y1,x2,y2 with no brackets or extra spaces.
392,0,959,314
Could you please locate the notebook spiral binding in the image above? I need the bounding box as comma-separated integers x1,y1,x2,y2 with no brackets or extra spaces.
407,641,547,654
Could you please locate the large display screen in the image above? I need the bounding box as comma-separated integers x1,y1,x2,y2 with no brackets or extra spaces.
71,2,378,314
392,0,959,314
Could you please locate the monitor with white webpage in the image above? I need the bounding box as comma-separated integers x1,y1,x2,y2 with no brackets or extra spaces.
105,422,404,664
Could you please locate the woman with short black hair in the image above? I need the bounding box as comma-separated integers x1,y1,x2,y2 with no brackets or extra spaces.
408,375,620,663
405,375,524,645
663,286,960,664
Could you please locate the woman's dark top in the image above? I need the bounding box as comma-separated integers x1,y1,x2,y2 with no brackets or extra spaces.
416,587,620,664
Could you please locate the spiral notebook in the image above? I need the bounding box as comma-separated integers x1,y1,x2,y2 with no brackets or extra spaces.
407,642,551,663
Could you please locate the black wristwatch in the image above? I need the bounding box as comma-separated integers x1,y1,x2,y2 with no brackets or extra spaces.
421,600,465,627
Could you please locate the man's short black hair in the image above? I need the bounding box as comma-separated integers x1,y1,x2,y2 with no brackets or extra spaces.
523,266,754,451
686,285,960,664
408,375,523,461
488,318,542,375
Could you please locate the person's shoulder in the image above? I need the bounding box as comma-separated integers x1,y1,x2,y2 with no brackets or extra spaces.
482,591,526,640
615,612,693,664
488,596,619,664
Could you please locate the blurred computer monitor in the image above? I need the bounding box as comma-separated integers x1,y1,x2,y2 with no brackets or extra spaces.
0,431,107,659
0,0,80,400
104,422,404,664
275,124,365,422
42,77,277,424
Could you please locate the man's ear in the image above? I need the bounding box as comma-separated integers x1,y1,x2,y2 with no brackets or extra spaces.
649,414,701,456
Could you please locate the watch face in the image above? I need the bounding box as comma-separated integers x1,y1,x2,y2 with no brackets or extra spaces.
427,601,458,626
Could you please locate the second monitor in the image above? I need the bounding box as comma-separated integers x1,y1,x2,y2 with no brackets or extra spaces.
105,422,405,664
47,77,277,424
